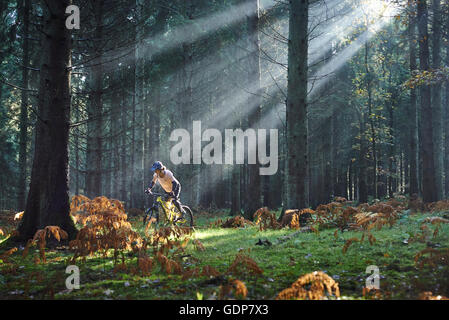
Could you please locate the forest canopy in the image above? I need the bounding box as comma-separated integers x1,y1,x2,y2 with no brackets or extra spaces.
1,0,447,215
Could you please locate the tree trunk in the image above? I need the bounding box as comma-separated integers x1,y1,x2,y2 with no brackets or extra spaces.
231,165,241,215
431,0,443,199
18,0,77,240
365,41,378,199
245,0,262,218
408,12,419,196
133,0,145,209
74,99,80,195
111,79,120,199
445,13,449,198
323,116,332,203
17,0,30,211
348,162,353,200
417,0,437,203
359,114,368,203
387,97,394,197
286,0,309,209
86,0,104,198
331,112,336,198
120,84,128,205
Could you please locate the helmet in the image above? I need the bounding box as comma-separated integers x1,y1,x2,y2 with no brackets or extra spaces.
151,161,164,172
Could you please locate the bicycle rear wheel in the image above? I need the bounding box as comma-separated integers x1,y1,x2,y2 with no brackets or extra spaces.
175,205,194,227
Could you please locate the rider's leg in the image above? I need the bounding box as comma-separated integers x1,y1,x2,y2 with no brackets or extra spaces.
171,184,184,214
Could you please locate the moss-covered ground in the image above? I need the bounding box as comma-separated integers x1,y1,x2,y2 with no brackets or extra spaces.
1,208,448,300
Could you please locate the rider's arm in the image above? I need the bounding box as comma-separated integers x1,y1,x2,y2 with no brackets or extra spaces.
170,179,181,198
149,173,157,190
171,180,179,191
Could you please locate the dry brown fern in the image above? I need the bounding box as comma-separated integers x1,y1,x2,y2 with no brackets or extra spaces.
316,198,403,253
276,271,340,300
414,247,449,269
424,216,449,238
154,251,183,275
427,200,449,213
151,225,192,255
409,216,449,242
227,253,263,276
207,218,223,228
219,279,248,299
232,279,248,298
314,202,347,229
68,196,143,266
342,237,361,254
0,247,18,263
409,224,431,243
193,239,206,251
201,265,221,277
148,225,194,276
384,197,407,210
254,207,280,230
362,287,384,299
181,267,201,280
424,216,449,224
281,208,314,229
221,216,254,228
23,226,68,263
334,196,347,203
408,194,425,213
419,291,449,300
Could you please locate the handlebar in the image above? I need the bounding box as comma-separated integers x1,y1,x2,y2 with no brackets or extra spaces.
146,192,166,197
145,190,171,199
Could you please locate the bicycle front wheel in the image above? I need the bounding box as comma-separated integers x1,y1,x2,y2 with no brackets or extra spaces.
143,207,159,227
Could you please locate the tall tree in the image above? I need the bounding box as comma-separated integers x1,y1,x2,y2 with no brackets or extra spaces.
86,0,105,198
364,41,378,199
245,0,262,218
133,0,145,208
417,0,437,203
18,0,77,240
431,0,443,199
358,111,368,203
408,8,419,196
17,0,31,210
286,0,309,209
445,5,449,198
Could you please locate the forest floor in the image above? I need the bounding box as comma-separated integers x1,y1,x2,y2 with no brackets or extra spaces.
0,202,449,300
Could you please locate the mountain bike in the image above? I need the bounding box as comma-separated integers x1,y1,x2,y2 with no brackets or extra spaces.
142,191,194,228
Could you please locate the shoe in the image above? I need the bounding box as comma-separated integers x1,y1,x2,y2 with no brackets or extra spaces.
174,211,185,223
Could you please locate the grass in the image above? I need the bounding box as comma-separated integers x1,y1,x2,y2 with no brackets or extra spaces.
0,208,448,300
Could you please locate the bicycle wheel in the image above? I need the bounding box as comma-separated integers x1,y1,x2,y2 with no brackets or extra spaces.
143,207,159,226
175,205,194,227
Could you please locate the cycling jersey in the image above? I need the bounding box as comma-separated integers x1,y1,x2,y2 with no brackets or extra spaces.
151,169,179,193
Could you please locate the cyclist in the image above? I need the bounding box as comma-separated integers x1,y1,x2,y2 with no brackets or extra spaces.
145,161,184,216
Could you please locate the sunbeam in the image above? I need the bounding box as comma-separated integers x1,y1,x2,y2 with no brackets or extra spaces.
143,0,277,60
309,0,401,97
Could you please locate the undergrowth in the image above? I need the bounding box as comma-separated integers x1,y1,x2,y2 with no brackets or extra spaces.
1,195,449,300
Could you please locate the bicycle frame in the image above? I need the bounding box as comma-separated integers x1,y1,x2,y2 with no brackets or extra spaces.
148,192,181,223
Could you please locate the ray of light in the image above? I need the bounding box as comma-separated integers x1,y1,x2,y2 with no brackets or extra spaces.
309,2,400,97
174,0,403,204
142,0,277,60
309,4,372,65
